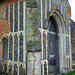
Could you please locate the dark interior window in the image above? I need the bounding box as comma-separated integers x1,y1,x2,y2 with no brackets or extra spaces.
3,38,8,59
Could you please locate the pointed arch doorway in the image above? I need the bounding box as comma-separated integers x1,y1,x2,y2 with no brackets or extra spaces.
41,10,69,75
48,16,59,74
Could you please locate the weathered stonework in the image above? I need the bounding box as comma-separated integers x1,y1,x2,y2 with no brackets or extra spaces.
70,19,75,70
9,64,12,75
14,34,18,61
0,0,72,75
9,34,13,60
19,34,23,62
27,52,41,75
14,2,18,32
19,1,23,31
26,6,41,51
10,4,13,32
0,18,9,59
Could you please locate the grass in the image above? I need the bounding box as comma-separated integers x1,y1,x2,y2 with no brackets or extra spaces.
61,70,75,75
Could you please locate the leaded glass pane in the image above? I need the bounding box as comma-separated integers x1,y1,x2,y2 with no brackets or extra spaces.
10,4,13,32
3,38,8,59
9,35,13,60
14,2,18,32
19,34,23,62
14,34,18,61
19,1,23,31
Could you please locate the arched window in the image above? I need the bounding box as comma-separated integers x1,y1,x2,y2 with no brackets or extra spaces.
3,38,8,59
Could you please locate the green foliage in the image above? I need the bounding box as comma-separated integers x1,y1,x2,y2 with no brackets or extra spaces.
61,70,75,75
27,1,37,6
0,71,8,75
27,40,39,48
27,40,33,47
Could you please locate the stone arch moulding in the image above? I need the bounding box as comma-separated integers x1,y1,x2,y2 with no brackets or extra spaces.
47,9,67,73
1,33,9,40
48,9,66,34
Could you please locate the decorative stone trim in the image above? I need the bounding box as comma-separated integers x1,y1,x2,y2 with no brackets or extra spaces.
1,34,9,40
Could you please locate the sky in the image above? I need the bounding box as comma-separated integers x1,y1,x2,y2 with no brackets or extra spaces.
68,0,75,22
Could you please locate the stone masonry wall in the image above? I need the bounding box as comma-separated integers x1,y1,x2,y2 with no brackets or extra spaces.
70,19,75,69
27,52,41,75
0,0,21,18
26,6,41,51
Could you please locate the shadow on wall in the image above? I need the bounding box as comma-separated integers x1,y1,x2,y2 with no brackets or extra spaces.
0,0,7,4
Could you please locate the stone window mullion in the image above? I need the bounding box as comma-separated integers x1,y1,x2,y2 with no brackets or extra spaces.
18,1,20,62
23,1,26,63
46,31,47,60
45,0,47,20
13,4,14,61
49,0,51,12
18,1,20,32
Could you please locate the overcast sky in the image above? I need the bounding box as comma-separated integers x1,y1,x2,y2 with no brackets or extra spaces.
68,0,75,22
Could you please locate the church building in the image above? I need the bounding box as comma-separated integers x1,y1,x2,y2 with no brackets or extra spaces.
0,0,73,75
